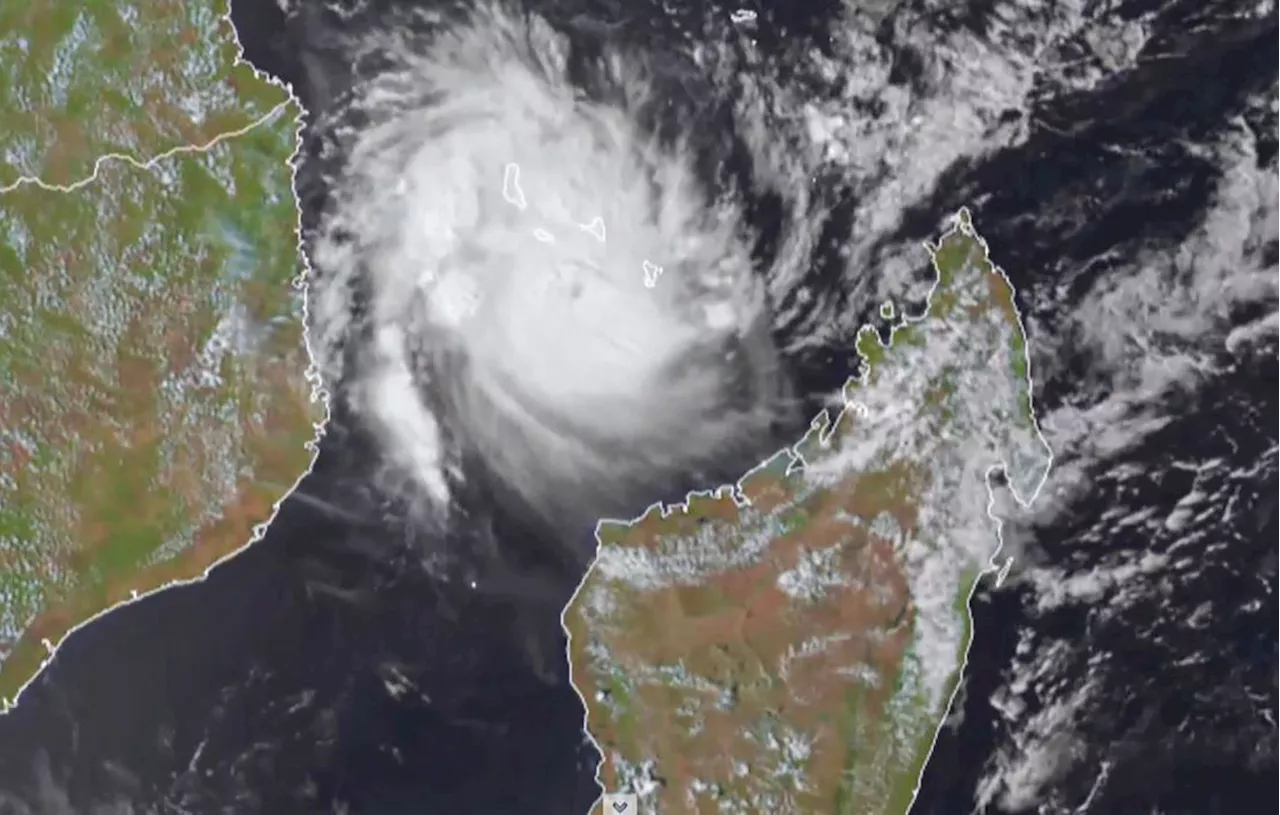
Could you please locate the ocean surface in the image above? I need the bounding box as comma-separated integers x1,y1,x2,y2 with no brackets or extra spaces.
0,432,602,813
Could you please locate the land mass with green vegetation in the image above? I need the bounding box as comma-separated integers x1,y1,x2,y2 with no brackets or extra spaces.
564,209,1054,814
0,0,320,705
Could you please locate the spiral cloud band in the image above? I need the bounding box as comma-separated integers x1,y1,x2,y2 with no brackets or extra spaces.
307,8,794,549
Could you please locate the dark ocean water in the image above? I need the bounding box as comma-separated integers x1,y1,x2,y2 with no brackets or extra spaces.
0,1,1274,813
0,428,601,813
906,2,1279,809
914,346,1278,815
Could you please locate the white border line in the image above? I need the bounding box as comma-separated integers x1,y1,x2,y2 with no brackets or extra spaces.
0,101,291,195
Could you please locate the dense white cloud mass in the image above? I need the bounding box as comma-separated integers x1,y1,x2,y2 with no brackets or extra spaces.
307,7,798,545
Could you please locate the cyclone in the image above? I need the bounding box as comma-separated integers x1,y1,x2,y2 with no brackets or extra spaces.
305,5,799,558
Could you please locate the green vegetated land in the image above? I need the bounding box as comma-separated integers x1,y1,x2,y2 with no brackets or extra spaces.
565,209,1053,815
0,1,319,704
0,0,283,186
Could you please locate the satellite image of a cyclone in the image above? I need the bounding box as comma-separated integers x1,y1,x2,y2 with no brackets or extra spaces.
0,1,1274,814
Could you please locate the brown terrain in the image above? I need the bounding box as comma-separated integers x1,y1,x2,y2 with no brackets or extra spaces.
565,210,1053,814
